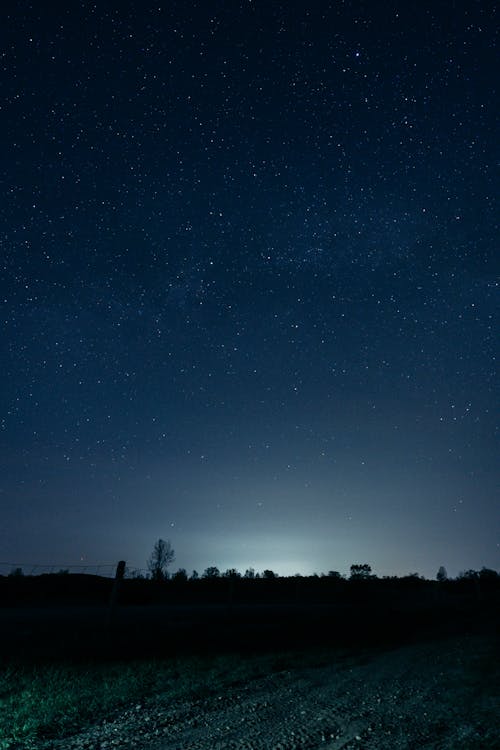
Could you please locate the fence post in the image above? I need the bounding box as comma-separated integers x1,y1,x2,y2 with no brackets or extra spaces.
108,560,126,627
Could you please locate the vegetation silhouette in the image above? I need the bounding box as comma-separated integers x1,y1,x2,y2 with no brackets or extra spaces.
349,563,373,579
202,566,220,579
147,538,175,581
436,565,448,582
0,560,498,664
172,568,188,582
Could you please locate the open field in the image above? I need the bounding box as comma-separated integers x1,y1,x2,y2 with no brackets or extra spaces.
34,632,498,750
0,591,498,748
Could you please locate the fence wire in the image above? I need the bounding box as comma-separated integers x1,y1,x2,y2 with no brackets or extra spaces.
0,562,148,578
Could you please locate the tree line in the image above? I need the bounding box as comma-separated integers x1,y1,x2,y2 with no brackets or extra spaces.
145,538,498,584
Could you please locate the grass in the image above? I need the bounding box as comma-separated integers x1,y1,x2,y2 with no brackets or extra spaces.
1,634,497,749
0,646,343,749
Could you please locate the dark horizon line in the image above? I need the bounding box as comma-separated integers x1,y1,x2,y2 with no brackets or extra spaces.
3,563,499,582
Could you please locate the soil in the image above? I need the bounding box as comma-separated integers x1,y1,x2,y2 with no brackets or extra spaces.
37,632,499,750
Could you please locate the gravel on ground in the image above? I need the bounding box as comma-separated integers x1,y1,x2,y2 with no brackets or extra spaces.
35,632,499,750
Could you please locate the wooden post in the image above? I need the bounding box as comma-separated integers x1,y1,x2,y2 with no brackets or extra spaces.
108,560,126,627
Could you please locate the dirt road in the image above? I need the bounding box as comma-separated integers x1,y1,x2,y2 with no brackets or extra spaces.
42,633,498,750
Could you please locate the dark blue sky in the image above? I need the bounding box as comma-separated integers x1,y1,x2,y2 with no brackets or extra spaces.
1,1,498,578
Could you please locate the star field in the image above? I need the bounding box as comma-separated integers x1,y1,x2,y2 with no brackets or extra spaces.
1,1,498,578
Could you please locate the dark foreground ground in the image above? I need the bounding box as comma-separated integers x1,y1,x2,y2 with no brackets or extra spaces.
1,592,497,661
40,631,498,750
1,595,498,749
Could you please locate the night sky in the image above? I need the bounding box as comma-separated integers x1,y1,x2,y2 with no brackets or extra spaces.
1,1,498,580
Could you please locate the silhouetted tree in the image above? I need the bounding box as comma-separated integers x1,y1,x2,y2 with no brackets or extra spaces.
328,570,343,579
262,569,277,579
223,568,241,579
244,567,256,579
478,567,500,592
479,567,499,582
190,570,199,580
172,568,188,582
202,566,220,579
147,538,175,581
350,563,372,580
458,569,479,580
436,566,448,582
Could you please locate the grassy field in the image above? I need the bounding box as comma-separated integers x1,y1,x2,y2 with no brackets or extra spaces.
0,645,344,749
1,595,497,748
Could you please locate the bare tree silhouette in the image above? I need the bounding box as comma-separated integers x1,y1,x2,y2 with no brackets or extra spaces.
147,539,175,581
